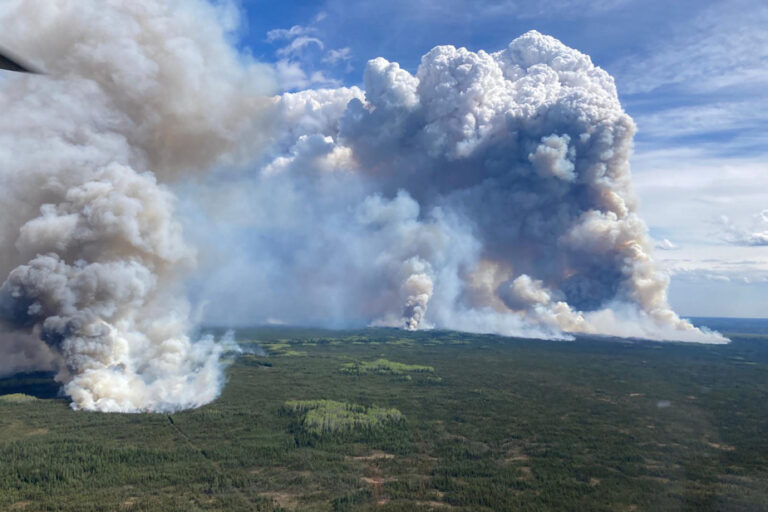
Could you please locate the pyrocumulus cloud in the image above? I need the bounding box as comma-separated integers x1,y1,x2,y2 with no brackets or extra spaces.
190,31,725,344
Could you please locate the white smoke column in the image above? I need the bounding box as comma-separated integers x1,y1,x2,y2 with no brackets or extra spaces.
193,31,724,343
0,0,271,411
401,258,434,331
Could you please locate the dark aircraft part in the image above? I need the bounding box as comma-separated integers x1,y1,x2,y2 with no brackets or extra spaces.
0,47,39,73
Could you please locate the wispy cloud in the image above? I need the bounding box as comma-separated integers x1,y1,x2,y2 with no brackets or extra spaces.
276,36,324,58
321,0,636,23
493,0,635,18
323,47,351,65
265,13,351,91
266,24,316,42
634,102,768,140
661,256,768,285
274,59,340,91
655,238,678,251
617,0,768,96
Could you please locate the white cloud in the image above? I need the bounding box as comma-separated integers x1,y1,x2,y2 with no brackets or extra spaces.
660,254,768,285
720,213,768,247
631,148,768,315
656,238,678,250
276,36,324,58
266,15,346,91
323,47,352,65
266,24,315,42
632,149,768,246
273,59,340,91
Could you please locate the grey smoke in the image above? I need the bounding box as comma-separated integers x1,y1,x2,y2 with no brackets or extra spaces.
0,0,271,412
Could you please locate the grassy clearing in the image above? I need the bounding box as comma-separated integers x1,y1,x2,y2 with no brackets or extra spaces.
283,400,404,437
340,358,434,376
0,393,38,403
263,342,307,357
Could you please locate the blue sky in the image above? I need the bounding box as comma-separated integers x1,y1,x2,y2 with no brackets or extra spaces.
231,0,768,318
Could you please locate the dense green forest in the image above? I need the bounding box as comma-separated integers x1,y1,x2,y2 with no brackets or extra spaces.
1,321,768,511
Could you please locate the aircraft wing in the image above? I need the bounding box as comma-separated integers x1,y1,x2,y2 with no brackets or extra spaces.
0,47,38,73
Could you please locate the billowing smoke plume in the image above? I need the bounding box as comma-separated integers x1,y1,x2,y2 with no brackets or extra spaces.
191,31,724,343
0,5,725,413
0,0,270,411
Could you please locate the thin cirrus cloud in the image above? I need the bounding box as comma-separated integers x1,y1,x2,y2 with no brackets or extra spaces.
616,0,768,96
633,103,768,142
276,36,324,58
266,24,315,42
620,0,768,158
265,13,353,91
323,47,352,65
618,0,768,156
319,0,634,22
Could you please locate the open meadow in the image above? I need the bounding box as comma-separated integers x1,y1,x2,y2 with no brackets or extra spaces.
2,320,768,511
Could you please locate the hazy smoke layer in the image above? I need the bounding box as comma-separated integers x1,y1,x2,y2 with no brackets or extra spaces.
192,31,724,343
0,0,269,411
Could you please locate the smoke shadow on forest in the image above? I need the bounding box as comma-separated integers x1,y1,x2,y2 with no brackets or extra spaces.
0,371,59,399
